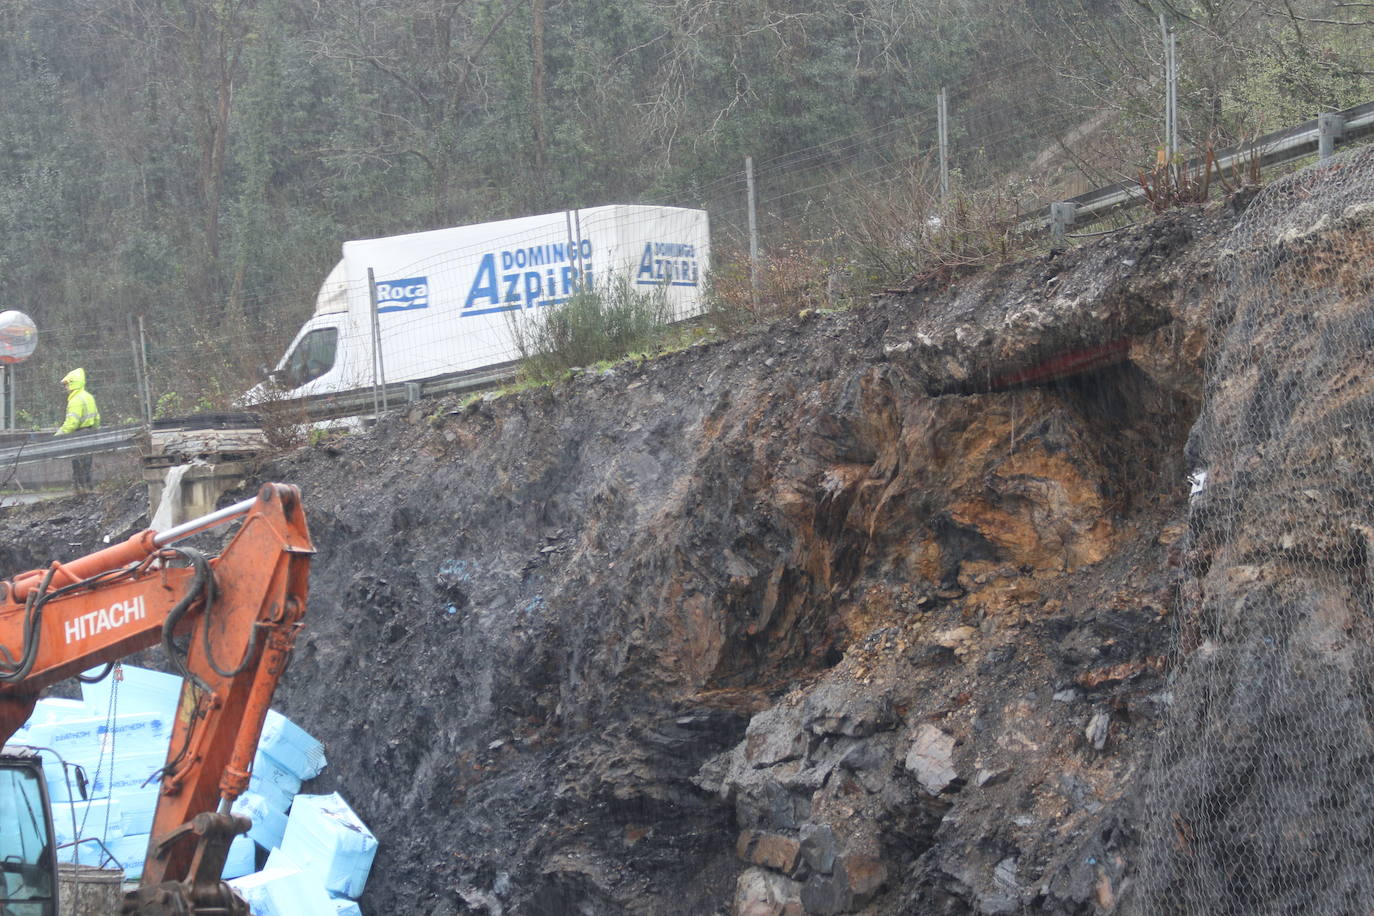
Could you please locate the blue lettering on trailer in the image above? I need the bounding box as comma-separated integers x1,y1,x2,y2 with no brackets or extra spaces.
463,241,595,315
375,277,430,313
636,242,699,287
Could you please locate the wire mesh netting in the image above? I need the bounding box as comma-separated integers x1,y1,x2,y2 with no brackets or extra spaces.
1134,146,1374,913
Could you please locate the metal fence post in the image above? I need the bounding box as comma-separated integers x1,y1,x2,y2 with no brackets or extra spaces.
127,314,151,425
367,267,388,415
1160,13,1178,163
1050,202,1077,241
137,316,152,424
745,156,759,296
1319,112,1346,159
938,87,950,204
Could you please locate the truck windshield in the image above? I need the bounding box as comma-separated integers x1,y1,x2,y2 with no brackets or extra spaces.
278,327,339,390
0,765,55,915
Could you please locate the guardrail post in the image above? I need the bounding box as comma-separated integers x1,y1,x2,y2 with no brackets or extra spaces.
405,382,421,403
1050,202,1077,241
1319,112,1346,160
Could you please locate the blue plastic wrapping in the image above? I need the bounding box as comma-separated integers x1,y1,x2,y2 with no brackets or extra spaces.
250,751,303,802
38,751,96,803
104,832,149,878
97,835,259,884
14,665,335,895
222,835,258,880
81,664,182,722
13,710,170,761
88,749,167,797
278,793,377,899
50,797,122,847
258,709,327,780
246,773,294,813
250,749,305,815
331,898,363,915
227,866,338,916
117,784,163,836
232,791,289,851
24,698,89,725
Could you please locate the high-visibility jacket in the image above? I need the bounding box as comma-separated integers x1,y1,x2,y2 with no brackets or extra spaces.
57,368,100,435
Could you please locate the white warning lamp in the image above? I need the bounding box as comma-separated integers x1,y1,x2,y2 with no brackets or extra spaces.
0,311,37,364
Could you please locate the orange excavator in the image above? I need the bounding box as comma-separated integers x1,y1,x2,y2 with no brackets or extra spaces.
0,482,313,914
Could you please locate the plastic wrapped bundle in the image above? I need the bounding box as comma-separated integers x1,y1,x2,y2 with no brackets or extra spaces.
115,784,163,836
227,866,338,916
278,793,377,899
38,752,95,804
105,832,149,879
221,835,258,880
24,698,89,725
14,711,170,762
81,665,181,722
259,710,327,780
88,749,167,796
51,797,122,848
249,752,302,806
331,898,363,915
232,791,290,851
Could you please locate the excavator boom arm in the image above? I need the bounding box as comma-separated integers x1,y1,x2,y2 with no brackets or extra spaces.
0,483,313,891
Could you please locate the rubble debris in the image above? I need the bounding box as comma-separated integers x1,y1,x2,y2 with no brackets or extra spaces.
736,830,802,876
904,725,960,794
734,866,803,916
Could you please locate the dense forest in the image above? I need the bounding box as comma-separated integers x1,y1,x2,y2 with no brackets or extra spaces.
0,0,1369,421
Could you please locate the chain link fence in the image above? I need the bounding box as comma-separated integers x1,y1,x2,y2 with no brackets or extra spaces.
1134,146,1374,914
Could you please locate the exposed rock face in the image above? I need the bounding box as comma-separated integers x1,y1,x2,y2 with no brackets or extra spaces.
239,203,1206,912
886,209,1229,398
5,184,1337,915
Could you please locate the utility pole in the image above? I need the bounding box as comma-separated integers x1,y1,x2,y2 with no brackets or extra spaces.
745,156,759,296
937,87,950,204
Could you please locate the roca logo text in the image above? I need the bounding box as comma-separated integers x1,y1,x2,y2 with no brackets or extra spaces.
376,277,430,313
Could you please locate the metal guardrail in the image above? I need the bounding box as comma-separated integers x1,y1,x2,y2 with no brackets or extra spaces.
0,426,142,470
0,365,517,471
282,363,517,423
1042,98,1374,233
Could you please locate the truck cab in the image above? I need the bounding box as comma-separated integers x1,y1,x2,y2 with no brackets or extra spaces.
0,749,57,916
255,259,356,400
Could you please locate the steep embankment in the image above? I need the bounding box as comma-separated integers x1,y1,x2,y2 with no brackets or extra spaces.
1,198,1266,913
245,205,1229,914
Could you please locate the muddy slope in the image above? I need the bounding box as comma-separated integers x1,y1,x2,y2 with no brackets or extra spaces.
2,204,1242,913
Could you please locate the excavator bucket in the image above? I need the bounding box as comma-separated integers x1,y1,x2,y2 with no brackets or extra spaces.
120,812,251,914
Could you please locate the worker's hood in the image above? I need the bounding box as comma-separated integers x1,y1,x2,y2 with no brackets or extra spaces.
61,368,86,393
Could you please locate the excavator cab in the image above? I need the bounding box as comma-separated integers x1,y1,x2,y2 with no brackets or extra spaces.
0,750,56,916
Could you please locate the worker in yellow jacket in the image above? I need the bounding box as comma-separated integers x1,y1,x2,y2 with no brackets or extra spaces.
55,368,100,492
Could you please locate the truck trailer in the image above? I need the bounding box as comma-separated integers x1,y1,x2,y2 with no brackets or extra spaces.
261,205,710,400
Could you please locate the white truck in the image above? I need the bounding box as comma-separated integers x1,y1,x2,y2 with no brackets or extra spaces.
261,204,710,400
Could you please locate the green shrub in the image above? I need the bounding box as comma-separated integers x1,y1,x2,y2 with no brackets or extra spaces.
510,277,674,381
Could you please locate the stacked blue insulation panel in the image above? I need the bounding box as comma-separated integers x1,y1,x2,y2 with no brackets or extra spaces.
6,664,375,913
